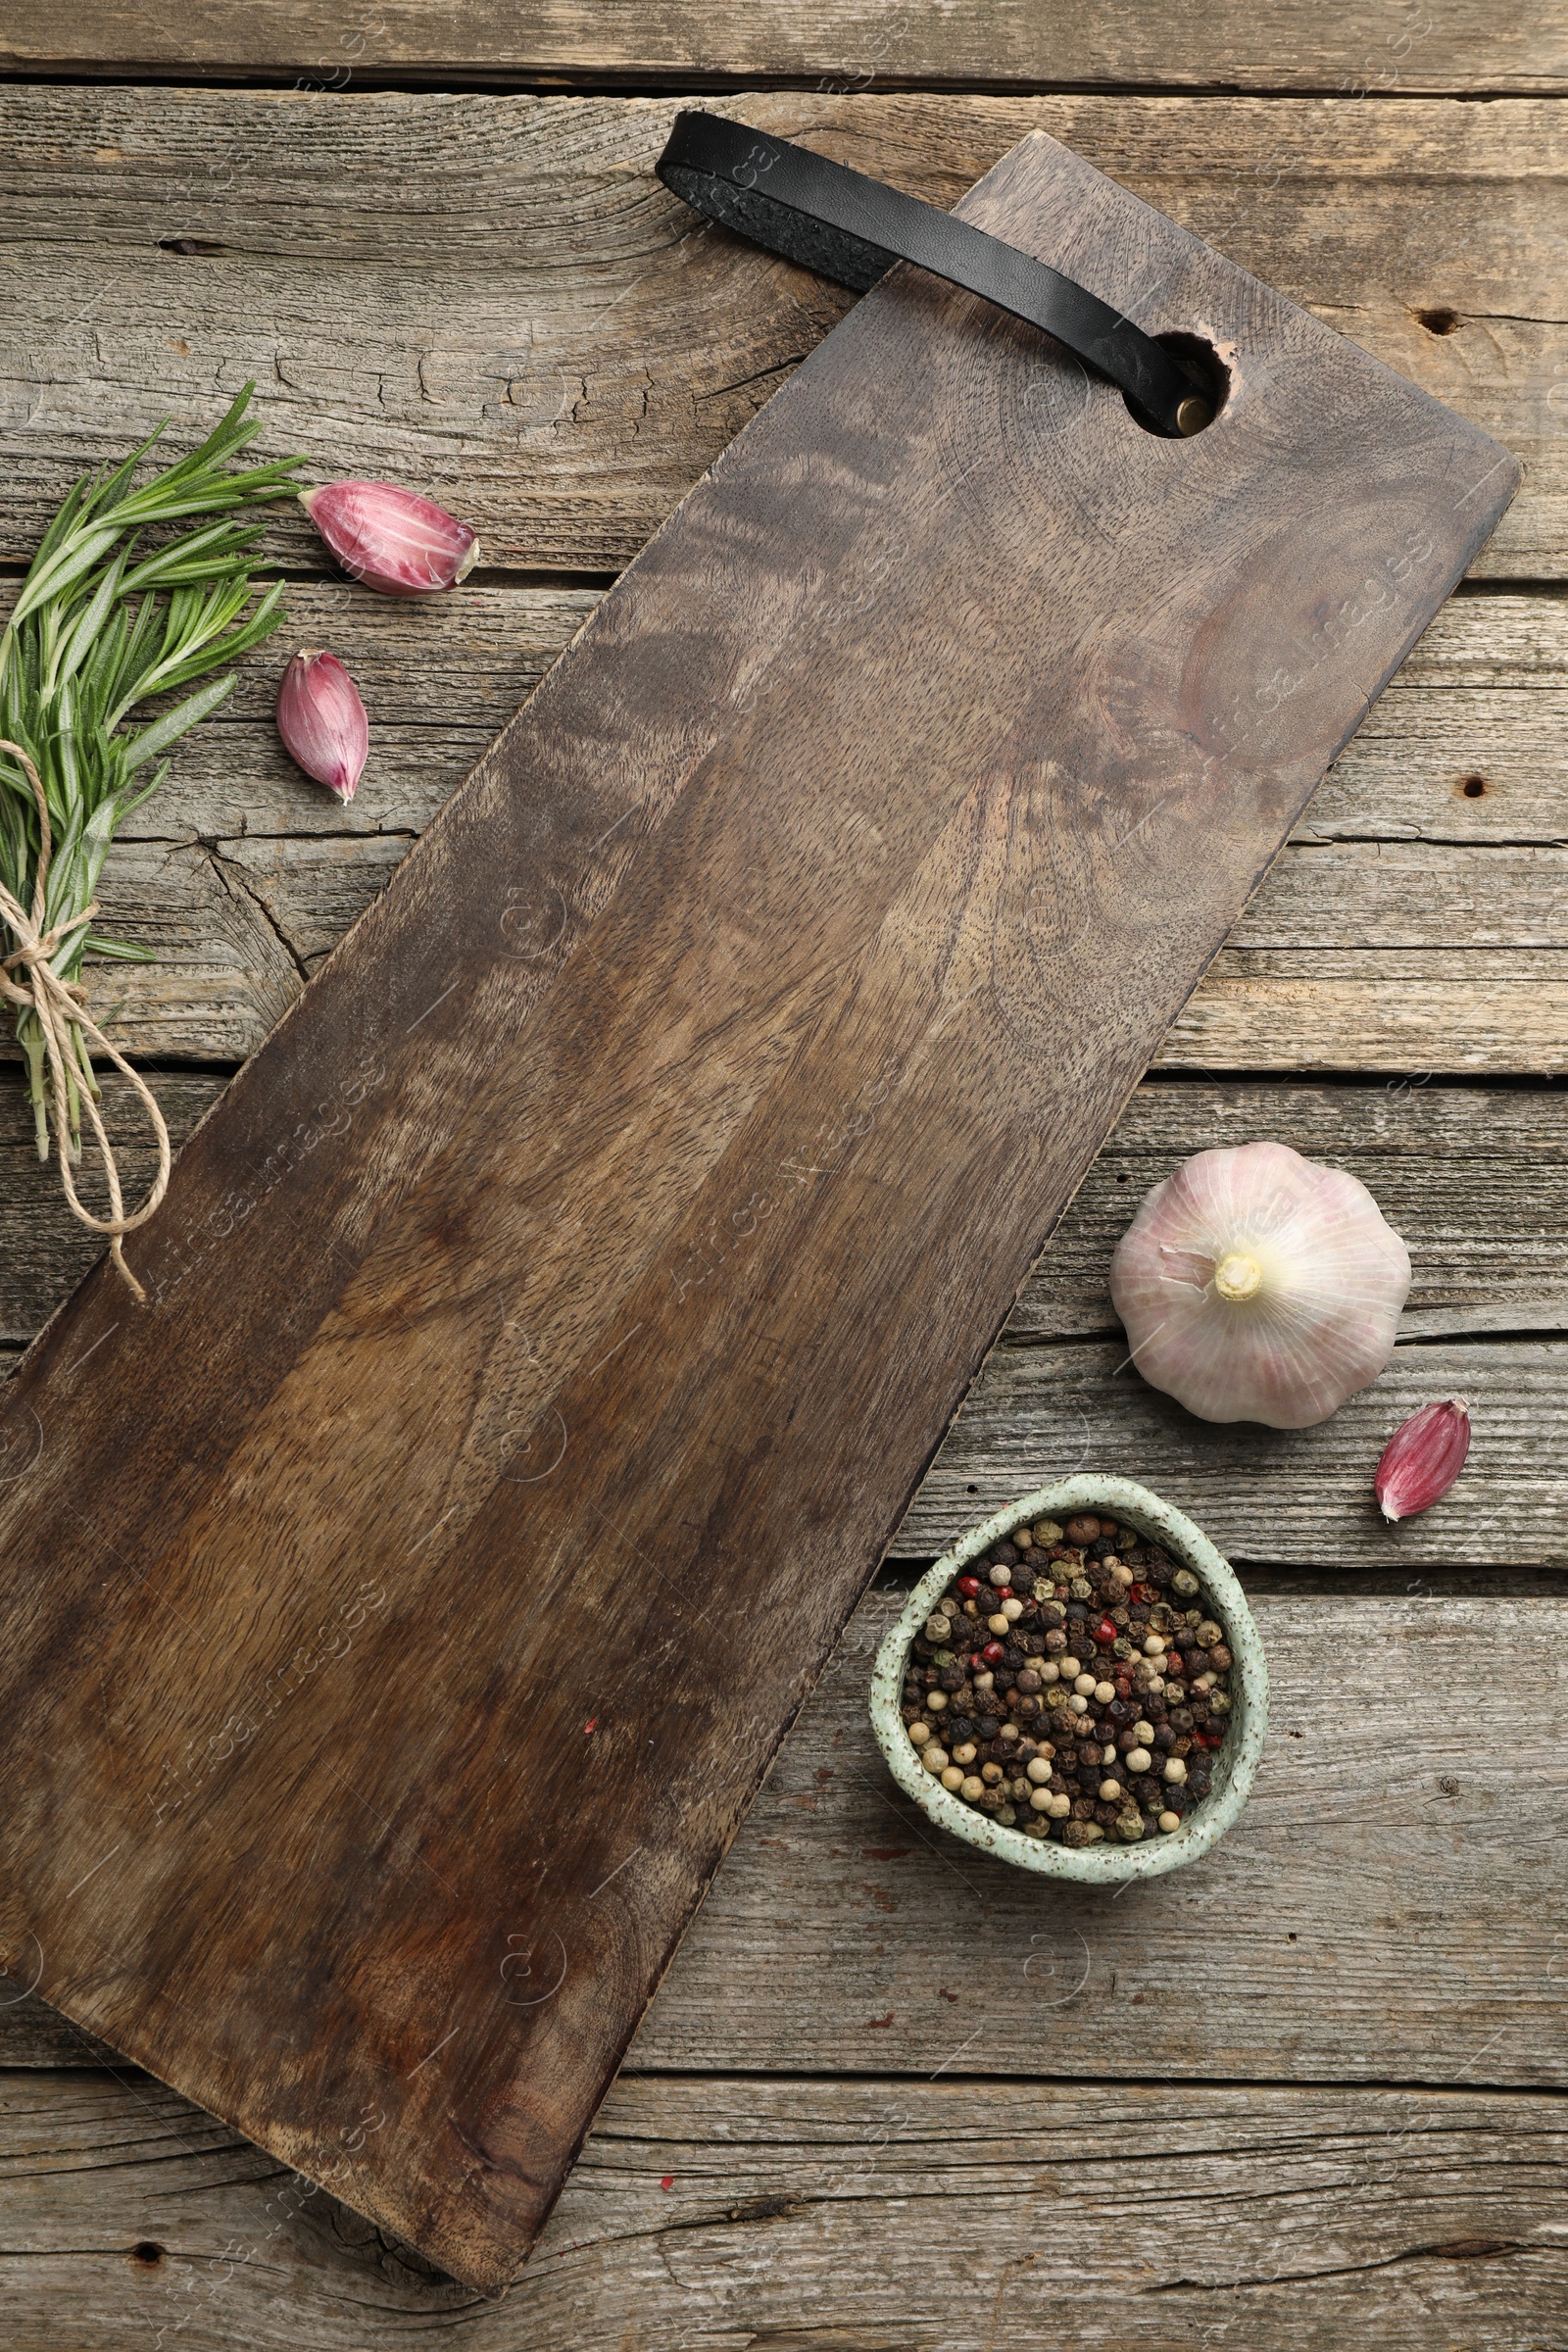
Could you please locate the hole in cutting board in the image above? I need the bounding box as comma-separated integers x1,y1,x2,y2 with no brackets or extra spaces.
1123,331,1230,438
1458,774,1490,799
1416,306,1461,336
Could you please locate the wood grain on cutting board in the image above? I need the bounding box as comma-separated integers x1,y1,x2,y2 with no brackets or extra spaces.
0,128,1516,2288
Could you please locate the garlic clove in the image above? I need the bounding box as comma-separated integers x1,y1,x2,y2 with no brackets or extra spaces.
1109,1140,1410,1428
275,649,369,801
300,481,479,596
1375,1396,1471,1522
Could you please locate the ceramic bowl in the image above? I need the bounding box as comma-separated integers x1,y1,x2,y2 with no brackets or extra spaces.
869,1475,1267,1884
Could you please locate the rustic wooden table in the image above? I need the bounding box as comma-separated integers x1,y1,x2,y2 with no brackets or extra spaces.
0,7,1564,2346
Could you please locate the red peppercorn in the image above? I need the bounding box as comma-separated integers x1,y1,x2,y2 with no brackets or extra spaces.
1130,1583,1156,1604
956,1576,982,1596
1095,1617,1117,1646
981,1641,1005,1664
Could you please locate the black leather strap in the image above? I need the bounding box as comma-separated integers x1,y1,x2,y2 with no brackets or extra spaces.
657,112,1212,439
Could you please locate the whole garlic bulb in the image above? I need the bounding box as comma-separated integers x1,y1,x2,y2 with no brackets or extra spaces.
1109,1141,1410,1428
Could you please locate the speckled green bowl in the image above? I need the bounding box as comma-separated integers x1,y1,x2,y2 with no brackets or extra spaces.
870,1476,1267,1884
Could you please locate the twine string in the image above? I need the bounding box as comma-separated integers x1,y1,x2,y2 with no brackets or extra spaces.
0,740,170,1300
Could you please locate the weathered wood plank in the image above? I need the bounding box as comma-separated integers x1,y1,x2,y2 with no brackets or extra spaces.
8,1077,1560,1352
99,583,1568,847
0,2069,1558,2347
2,1590,1564,2081
3,0,1562,94
1013,1079,1568,1342
2,578,1560,1072
0,90,1559,574
123,836,1568,967
1155,949,1568,1075
899,1337,1568,1561
0,1075,220,1346
1237,843,1568,943
632,1591,1568,2082
1310,688,1568,842
46,855,1568,1071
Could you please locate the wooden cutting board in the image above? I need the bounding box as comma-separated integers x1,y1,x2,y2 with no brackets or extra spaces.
0,127,1517,2289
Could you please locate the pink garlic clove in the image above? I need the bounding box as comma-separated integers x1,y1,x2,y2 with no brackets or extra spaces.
275,649,368,801
1109,1140,1411,1429
1374,1397,1471,1522
300,480,479,596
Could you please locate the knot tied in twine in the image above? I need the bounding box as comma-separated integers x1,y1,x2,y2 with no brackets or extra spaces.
0,740,170,1300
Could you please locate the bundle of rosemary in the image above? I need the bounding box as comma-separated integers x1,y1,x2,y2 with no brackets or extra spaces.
0,385,302,1295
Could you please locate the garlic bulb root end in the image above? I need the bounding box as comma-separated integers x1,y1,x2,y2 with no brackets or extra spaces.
1213,1251,1263,1302
1109,1140,1411,1427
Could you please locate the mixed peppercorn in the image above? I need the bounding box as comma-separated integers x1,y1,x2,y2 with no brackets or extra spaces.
900,1510,1235,1848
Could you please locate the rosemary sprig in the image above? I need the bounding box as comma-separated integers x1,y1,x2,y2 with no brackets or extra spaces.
0,384,303,1157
